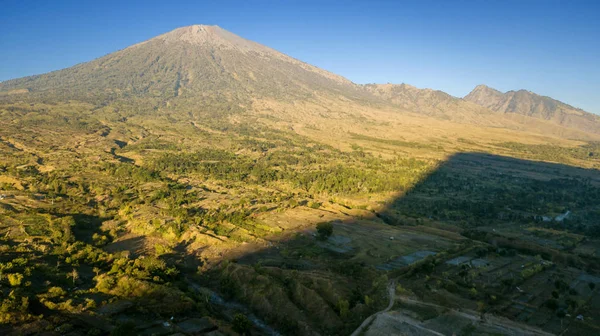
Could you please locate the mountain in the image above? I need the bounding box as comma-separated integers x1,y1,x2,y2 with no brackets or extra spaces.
0,25,371,108
465,84,600,134
1,25,599,139
362,83,495,120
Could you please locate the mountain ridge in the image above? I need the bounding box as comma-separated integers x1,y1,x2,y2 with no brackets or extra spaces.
465,83,600,134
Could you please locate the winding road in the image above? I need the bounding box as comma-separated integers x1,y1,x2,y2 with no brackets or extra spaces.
350,280,396,336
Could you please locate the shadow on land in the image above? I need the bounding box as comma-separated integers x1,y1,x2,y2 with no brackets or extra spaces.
4,152,600,335
211,152,600,335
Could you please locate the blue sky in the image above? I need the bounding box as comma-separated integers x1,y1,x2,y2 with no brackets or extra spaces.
1,0,599,113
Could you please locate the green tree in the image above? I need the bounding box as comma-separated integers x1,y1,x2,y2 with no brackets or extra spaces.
338,299,350,319
0,263,13,281
477,301,486,321
232,313,252,335
316,222,333,240
546,299,558,310
68,268,79,286
110,322,136,336
7,273,23,287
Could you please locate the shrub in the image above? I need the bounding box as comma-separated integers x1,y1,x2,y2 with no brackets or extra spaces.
7,273,23,287
546,298,558,310
232,314,252,334
443,280,459,293
110,322,136,336
316,222,333,240
46,286,67,298
520,264,543,279
396,284,409,295
337,299,350,319
364,295,374,306
85,298,96,309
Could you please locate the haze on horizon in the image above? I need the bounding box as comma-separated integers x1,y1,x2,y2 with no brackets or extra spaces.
1,0,598,114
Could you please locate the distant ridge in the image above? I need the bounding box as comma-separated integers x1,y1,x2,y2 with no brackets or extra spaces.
361,83,487,122
465,84,600,134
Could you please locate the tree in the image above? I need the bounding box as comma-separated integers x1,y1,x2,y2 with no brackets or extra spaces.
110,322,136,336
338,299,350,319
232,314,252,335
7,273,23,287
316,222,333,240
0,263,13,281
546,298,558,310
68,268,79,286
477,301,486,322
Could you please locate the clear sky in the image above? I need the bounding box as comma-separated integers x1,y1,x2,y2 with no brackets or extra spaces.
1,0,599,113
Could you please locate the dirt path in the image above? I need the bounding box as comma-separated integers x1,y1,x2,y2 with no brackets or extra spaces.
354,285,554,336
350,280,396,336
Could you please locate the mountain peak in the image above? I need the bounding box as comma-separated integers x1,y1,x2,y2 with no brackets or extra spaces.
152,24,268,53
470,84,503,95
464,84,504,106
162,24,226,41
